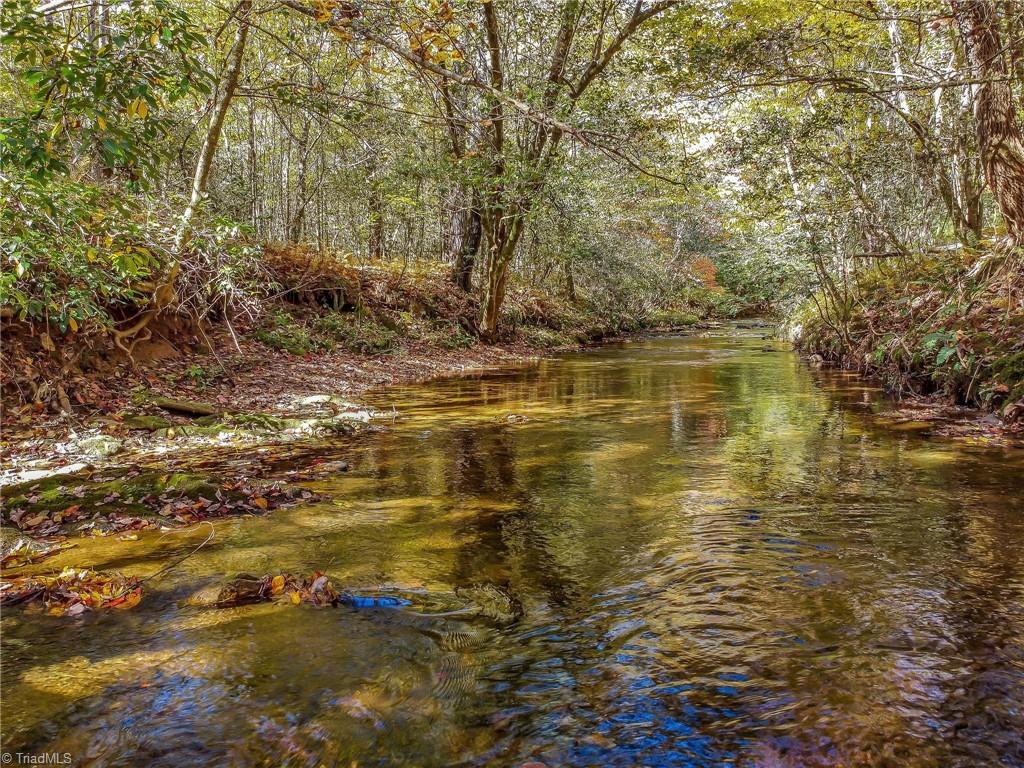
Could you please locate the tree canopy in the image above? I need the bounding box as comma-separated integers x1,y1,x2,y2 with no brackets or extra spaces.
1,0,1021,339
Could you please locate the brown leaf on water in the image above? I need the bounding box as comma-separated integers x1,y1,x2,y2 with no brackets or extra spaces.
107,588,142,610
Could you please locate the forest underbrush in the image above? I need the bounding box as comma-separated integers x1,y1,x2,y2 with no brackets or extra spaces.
795,249,1024,426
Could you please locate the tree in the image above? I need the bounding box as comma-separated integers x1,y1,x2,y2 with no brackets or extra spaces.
282,0,681,337
113,0,253,353
952,0,1024,244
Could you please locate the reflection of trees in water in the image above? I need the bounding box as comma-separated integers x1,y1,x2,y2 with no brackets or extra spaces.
332,337,1024,765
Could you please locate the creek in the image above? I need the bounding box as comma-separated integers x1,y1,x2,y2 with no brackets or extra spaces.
3,324,1023,766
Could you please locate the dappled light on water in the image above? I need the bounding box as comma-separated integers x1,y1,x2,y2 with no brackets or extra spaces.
3,326,1024,766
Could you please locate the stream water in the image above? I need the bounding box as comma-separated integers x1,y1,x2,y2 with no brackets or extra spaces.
3,325,1024,767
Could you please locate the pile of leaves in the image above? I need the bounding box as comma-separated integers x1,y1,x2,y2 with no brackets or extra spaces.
209,571,340,608
205,571,411,610
4,476,316,538
0,567,141,616
146,479,308,527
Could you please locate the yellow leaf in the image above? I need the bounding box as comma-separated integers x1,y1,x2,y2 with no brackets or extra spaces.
290,591,301,605
253,496,268,510
271,575,285,595
150,31,160,46
68,317,78,332
128,98,149,119
97,116,106,131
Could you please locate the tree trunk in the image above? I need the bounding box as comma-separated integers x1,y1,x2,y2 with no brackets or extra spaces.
113,0,251,353
478,207,525,340
953,0,1024,244
368,184,385,260
451,191,482,291
174,1,251,254
288,120,309,243
248,94,259,231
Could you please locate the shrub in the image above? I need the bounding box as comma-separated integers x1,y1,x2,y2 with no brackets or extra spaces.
519,325,570,348
1,175,163,332
418,319,475,350
313,312,399,354
648,308,700,328
256,310,327,355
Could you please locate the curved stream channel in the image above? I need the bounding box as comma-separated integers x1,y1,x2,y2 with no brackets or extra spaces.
3,325,1024,766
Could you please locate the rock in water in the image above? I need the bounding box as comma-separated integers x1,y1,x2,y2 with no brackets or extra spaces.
456,583,524,624
185,574,270,608
77,435,123,458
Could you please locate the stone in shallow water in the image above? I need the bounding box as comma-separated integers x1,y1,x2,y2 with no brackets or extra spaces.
339,594,411,608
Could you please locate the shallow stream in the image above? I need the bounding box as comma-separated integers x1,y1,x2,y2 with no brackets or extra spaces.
3,325,1024,766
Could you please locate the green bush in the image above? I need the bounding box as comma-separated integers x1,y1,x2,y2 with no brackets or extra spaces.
686,286,744,318
1,175,163,332
419,320,475,350
519,325,571,348
256,310,327,355
313,312,399,354
648,308,700,328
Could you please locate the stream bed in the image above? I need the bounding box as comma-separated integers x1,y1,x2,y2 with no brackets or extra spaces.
3,325,1024,766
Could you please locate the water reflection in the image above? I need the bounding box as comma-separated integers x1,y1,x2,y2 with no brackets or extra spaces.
3,326,1024,766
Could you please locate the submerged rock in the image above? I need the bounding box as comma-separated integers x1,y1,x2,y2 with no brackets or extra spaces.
456,583,525,624
186,574,269,608
339,594,411,608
